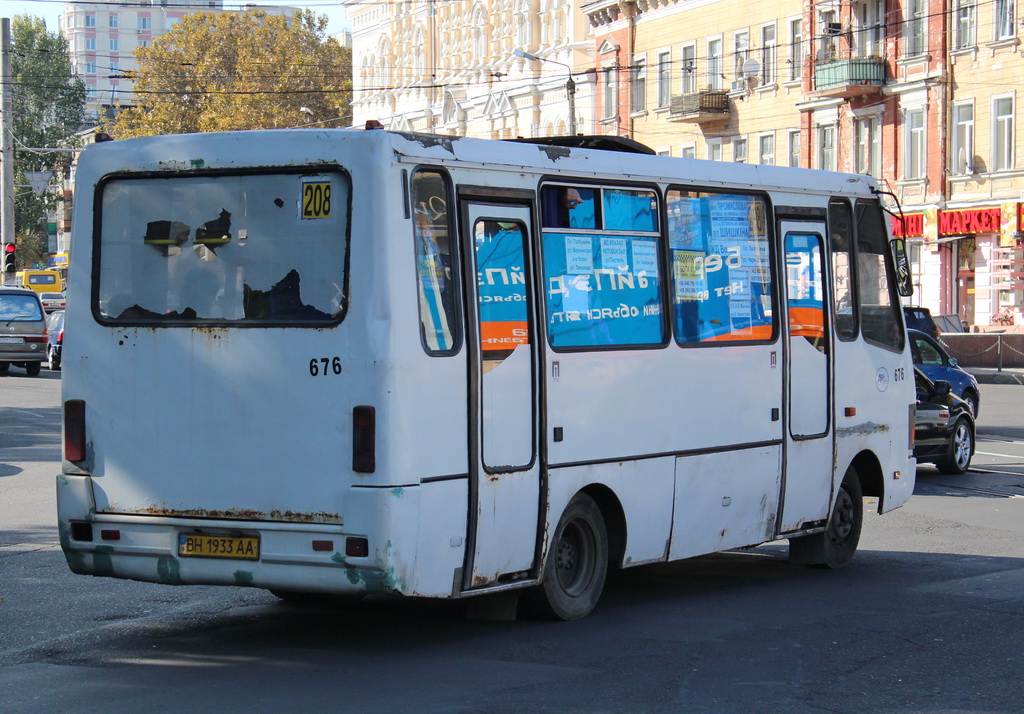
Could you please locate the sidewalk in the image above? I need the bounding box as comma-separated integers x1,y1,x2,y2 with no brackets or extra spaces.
964,366,1024,385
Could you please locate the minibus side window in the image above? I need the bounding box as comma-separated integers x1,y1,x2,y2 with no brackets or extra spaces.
855,199,904,352
667,189,775,345
829,199,858,341
541,184,665,349
411,169,459,354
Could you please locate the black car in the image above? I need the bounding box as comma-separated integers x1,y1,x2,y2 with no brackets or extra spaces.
914,367,974,474
45,309,64,371
904,306,940,339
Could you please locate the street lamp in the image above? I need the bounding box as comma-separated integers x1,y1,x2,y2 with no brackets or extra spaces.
513,49,577,136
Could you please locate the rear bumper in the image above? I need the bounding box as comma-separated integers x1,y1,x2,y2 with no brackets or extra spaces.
56,474,468,598
0,348,45,363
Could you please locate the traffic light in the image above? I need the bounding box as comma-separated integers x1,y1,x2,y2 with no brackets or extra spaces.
2,243,14,274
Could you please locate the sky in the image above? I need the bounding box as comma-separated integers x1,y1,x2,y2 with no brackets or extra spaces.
0,0,351,36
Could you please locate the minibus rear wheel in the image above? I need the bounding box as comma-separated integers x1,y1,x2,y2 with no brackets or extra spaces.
528,492,608,620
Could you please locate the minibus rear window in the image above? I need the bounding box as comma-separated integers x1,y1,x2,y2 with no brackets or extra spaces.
96,169,349,325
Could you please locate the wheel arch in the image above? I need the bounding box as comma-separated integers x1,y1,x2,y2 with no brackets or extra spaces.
580,483,627,569
849,450,884,514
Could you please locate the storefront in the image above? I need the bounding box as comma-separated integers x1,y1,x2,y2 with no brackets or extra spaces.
892,204,1024,326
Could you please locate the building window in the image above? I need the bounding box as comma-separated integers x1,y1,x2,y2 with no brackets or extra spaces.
681,143,696,159
706,138,722,161
996,0,1016,39
817,124,836,171
707,38,722,90
906,0,926,56
85,61,97,74
109,13,118,28
138,16,151,30
904,109,925,179
788,129,801,167
85,14,96,27
602,66,617,120
761,24,777,84
789,18,802,81
657,51,671,107
759,133,775,165
854,0,884,56
952,103,975,173
734,137,747,162
819,9,838,61
954,0,976,49
680,44,696,94
109,38,119,51
630,57,646,114
853,116,880,176
733,31,749,81
994,96,1014,171
139,39,151,48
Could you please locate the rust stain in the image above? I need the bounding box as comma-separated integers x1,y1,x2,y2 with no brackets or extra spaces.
127,505,342,524
473,573,491,587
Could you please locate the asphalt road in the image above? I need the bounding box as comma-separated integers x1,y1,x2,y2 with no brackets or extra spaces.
2,371,1023,713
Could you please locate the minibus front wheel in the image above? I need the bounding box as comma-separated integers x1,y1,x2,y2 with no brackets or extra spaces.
789,466,863,569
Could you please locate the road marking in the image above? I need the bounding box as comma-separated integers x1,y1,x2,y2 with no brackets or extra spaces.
975,451,1024,459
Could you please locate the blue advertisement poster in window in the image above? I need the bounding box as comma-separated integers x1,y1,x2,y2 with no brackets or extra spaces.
544,231,664,348
667,192,773,344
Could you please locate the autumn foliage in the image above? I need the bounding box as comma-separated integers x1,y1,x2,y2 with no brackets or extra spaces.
106,10,352,138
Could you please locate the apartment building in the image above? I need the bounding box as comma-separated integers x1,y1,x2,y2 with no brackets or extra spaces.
344,0,595,138
342,0,1023,325
60,1,298,124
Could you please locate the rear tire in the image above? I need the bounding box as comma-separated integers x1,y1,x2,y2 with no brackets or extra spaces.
789,467,863,569
937,418,973,474
25,362,41,377
527,492,608,620
962,390,979,417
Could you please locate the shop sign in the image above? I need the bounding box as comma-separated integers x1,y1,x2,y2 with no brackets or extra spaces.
937,207,1001,236
1017,203,1024,232
891,213,925,238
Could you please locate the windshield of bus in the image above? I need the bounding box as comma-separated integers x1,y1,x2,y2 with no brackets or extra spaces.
96,169,349,325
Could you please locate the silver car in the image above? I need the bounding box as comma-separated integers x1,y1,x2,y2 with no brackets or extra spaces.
0,287,47,376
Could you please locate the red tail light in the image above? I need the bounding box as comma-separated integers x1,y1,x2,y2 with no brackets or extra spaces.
64,399,86,462
58,329,64,342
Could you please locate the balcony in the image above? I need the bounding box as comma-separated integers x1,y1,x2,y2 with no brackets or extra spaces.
669,90,731,123
812,57,886,98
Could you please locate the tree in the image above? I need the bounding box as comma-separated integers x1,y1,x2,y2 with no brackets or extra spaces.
107,10,352,139
10,15,87,264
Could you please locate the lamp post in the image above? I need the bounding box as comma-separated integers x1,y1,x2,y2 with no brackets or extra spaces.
513,49,577,136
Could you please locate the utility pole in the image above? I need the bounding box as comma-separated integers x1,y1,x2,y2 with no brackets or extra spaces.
1,18,15,279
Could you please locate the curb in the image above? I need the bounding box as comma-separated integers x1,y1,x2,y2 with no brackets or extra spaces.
967,371,1024,386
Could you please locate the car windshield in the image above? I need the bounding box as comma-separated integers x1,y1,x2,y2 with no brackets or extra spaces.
0,294,43,321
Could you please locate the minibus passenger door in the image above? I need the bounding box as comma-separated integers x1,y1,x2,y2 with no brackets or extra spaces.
779,225,835,531
461,202,540,589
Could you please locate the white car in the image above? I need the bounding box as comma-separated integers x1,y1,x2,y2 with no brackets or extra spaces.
39,292,66,312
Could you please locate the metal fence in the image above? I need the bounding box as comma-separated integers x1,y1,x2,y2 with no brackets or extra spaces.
937,333,1024,370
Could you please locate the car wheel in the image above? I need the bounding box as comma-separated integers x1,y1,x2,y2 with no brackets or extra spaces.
790,466,863,569
525,492,608,620
962,390,979,417
937,417,973,475
25,362,42,377
48,347,61,371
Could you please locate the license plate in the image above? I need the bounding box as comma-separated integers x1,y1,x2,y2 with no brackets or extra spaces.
178,533,260,560
0,336,24,345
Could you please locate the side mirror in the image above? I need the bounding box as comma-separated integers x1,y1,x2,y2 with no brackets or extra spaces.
890,238,913,297
933,380,952,396
948,357,959,368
